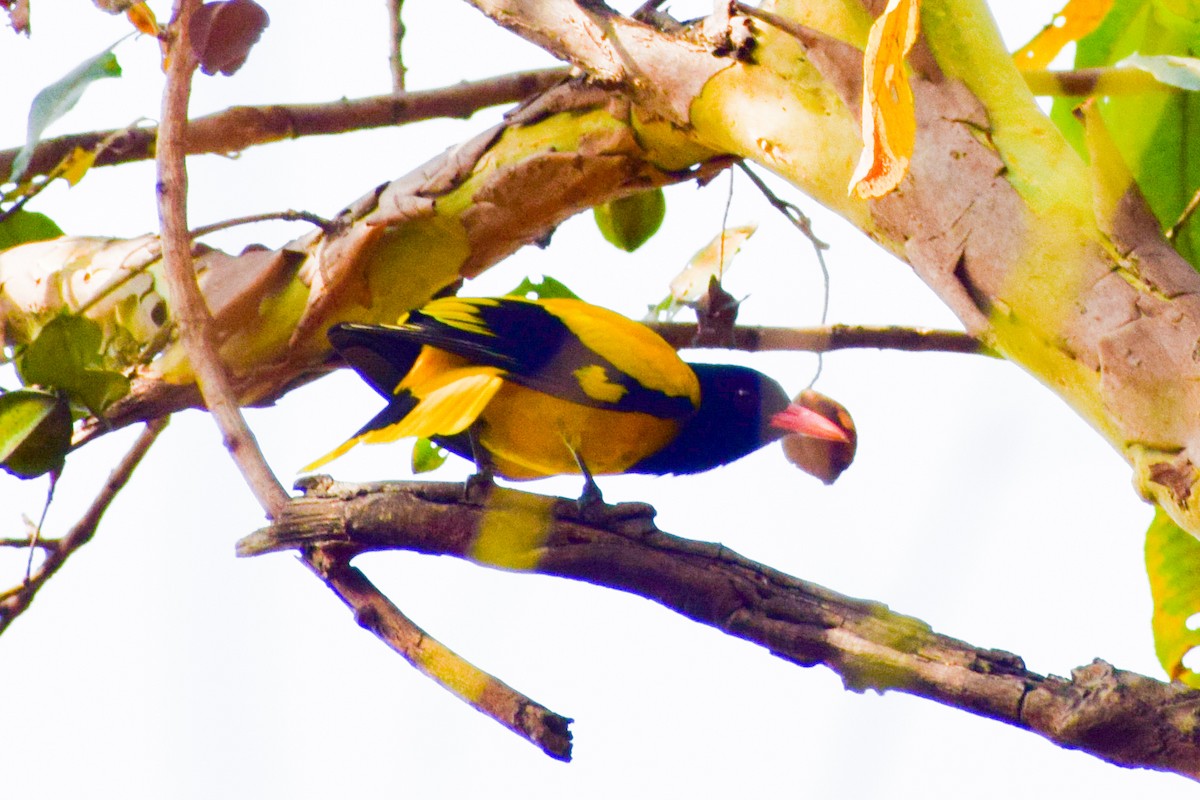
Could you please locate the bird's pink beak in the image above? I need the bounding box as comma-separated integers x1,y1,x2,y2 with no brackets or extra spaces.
770,404,850,442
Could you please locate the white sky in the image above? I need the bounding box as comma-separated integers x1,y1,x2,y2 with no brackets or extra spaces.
1,2,1195,797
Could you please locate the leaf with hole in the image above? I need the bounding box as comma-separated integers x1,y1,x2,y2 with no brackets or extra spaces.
1145,506,1200,687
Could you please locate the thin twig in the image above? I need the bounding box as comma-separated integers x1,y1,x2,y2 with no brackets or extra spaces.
0,417,167,633
1167,184,1200,242
737,162,832,384
648,321,990,355
0,68,569,184
156,0,289,518
387,0,406,92
189,209,333,238
302,542,573,760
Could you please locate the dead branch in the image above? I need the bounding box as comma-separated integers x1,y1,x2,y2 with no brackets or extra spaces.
238,478,1200,779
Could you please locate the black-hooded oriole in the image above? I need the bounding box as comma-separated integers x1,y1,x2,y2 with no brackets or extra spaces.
306,296,847,488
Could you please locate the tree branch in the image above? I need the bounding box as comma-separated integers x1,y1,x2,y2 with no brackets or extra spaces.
0,68,568,183
648,322,989,355
301,543,573,760
156,0,289,518
0,417,168,634
238,478,1200,780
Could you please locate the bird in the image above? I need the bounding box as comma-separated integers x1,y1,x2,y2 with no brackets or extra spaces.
305,296,848,500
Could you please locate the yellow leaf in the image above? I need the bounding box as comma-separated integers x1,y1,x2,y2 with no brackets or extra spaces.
1145,506,1200,687
1013,0,1113,71
126,2,160,36
849,0,919,199
59,147,97,187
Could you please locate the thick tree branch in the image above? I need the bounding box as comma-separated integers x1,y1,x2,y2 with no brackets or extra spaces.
0,68,568,183
0,417,167,634
238,478,1200,779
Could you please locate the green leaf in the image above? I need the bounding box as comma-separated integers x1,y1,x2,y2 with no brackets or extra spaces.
0,389,71,478
1145,506,1200,687
10,42,123,182
505,275,581,301
411,437,449,474
18,314,130,414
593,188,666,252
1050,0,1200,265
0,210,64,251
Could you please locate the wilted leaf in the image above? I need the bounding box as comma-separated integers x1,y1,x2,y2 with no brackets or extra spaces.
10,43,123,182
411,437,449,474
781,390,857,484
1145,506,1200,687
506,274,581,301
849,0,919,199
1013,0,1114,71
668,224,755,304
0,210,63,251
189,0,270,77
0,389,71,478
593,188,666,252
1120,53,1200,90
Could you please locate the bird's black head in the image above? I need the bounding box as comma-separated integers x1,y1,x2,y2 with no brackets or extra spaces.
629,364,793,475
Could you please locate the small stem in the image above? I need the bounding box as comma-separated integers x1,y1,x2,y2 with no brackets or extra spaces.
1167,184,1200,242
189,209,332,238
388,0,406,92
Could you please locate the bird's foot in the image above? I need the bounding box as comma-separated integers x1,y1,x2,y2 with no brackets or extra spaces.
463,470,496,504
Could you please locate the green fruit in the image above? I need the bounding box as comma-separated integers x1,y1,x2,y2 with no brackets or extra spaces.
593,188,666,252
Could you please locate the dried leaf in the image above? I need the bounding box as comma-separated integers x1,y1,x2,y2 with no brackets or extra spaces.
1014,0,1114,71
1145,506,1200,687
849,0,919,199
668,224,756,304
189,0,269,77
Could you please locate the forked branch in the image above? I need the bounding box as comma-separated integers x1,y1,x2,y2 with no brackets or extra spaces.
239,478,1200,779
